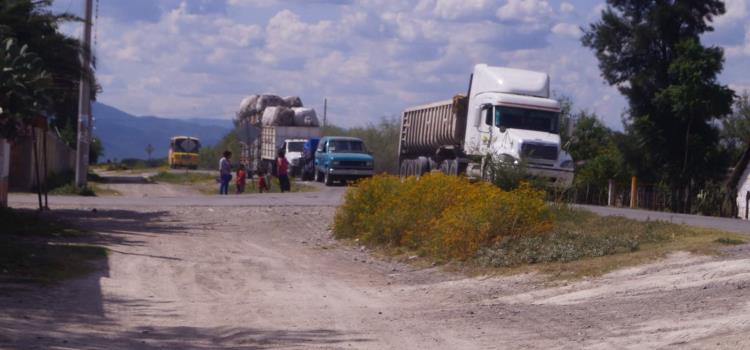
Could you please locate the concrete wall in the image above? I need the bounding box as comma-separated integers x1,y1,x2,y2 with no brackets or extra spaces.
9,129,76,190
737,165,750,220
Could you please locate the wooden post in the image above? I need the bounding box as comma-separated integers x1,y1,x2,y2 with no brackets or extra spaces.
31,128,43,210
42,130,49,210
607,179,615,206
0,139,9,208
630,176,638,209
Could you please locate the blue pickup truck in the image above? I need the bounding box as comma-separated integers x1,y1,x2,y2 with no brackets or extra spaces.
314,136,374,186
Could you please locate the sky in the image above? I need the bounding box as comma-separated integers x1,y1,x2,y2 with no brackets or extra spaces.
51,0,750,129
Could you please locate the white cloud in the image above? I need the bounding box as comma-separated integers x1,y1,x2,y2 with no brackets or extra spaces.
551,22,582,39
497,0,553,23
423,0,492,20
715,0,747,27
78,0,748,131
560,2,575,14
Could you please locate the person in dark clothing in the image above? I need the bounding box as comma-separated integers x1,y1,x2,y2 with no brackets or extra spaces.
277,149,291,193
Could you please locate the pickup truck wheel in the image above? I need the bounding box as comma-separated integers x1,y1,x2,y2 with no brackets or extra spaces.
324,171,334,186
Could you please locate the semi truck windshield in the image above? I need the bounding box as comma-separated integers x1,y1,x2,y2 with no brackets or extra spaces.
494,106,559,134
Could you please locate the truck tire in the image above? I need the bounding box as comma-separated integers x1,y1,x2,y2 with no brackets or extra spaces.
448,159,458,176
407,159,416,177
416,157,430,177
439,160,449,174
324,171,334,186
399,160,409,178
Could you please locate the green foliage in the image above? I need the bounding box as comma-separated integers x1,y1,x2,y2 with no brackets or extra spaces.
152,171,215,184
722,91,750,161
0,38,51,140
89,137,104,164
333,173,552,261
478,207,673,268
0,0,93,146
323,117,400,174
582,0,734,213
199,128,242,170
49,183,96,196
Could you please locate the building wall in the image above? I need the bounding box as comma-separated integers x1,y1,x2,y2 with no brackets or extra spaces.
737,165,750,220
9,129,76,190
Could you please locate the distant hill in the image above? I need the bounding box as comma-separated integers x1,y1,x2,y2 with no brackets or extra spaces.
92,102,233,160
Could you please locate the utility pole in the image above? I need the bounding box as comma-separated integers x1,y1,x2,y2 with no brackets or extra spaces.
323,98,327,129
74,0,93,187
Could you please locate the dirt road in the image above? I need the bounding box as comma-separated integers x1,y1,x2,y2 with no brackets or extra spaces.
2,185,750,349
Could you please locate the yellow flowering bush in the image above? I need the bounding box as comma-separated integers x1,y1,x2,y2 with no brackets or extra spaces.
333,173,552,261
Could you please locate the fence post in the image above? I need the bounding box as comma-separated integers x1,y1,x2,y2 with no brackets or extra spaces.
0,139,9,208
608,179,615,207
630,176,638,209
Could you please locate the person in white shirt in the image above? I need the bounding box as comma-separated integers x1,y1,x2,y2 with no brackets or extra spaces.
218,151,232,195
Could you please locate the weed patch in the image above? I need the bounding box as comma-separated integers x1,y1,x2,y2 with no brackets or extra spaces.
333,173,551,260
152,171,215,184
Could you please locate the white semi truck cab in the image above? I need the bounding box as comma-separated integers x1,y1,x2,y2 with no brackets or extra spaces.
398,64,574,187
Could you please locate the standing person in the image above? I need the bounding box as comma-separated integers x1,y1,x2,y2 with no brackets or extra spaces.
218,150,232,195
276,149,291,193
236,163,247,194
257,169,269,193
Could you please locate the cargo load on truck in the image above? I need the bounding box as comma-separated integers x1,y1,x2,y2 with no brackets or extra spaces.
236,93,319,173
398,64,574,187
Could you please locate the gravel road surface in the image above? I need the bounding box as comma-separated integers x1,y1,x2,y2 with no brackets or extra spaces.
2,184,750,349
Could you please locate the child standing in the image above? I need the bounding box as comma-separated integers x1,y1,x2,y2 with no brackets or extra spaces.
277,149,291,193
236,164,247,194
257,169,269,193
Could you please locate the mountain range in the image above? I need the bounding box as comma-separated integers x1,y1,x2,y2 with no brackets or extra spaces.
92,102,233,160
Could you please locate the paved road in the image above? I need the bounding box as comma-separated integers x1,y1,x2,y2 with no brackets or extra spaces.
580,204,750,234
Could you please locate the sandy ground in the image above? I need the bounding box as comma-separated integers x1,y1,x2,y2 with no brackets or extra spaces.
2,184,750,349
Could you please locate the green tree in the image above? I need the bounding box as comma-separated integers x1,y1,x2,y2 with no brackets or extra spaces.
89,137,103,164
722,91,750,157
582,0,735,213
565,112,627,203
0,38,51,140
0,0,94,146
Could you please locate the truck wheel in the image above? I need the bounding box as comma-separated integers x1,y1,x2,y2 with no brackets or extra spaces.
416,157,430,177
399,160,409,178
324,171,334,186
439,160,449,174
448,159,458,176
406,159,416,177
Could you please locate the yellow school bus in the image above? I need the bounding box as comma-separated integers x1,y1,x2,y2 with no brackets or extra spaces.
168,136,201,169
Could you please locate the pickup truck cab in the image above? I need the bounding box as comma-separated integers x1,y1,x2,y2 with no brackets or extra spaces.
314,136,374,186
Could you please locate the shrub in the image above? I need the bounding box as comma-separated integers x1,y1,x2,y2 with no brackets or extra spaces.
333,173,552,260
476,207,674,267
